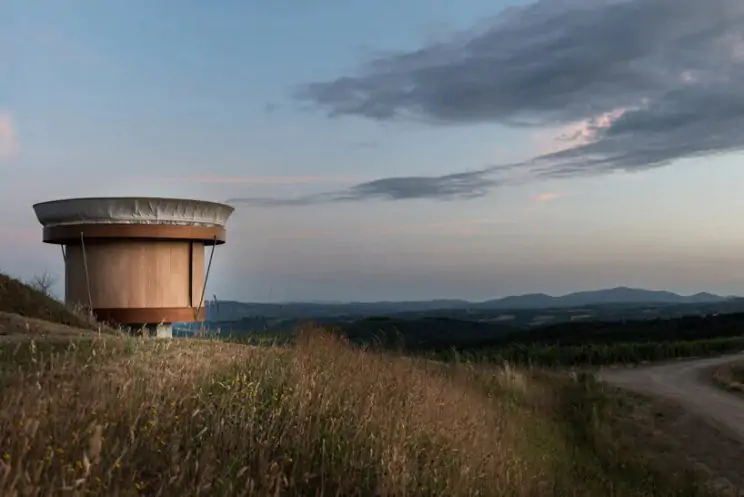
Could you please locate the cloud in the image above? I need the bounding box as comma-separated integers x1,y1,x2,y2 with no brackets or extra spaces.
344,171,501,200
298,0,744,125
225,168,511,206
538,109,628,155
534,192,561,203
235,0,744,205
0,113,18,162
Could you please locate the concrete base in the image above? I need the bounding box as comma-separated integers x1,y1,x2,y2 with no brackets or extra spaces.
130,323,173,338
154,323,173,338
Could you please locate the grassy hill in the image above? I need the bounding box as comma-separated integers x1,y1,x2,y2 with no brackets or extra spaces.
0,274,732,495
0,272,93,329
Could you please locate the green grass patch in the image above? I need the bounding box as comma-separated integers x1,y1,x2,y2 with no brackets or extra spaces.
436,336,744,367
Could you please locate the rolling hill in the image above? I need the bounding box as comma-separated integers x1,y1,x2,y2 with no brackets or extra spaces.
207,287,730,321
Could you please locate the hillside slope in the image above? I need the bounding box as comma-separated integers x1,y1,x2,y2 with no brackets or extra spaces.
0,274,728,496
0,328,721,496
0,272,93,329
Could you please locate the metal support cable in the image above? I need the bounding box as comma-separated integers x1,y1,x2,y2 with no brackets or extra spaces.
195,235,217,322
79,232,93,312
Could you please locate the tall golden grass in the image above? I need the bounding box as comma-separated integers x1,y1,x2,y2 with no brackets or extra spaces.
0,327,715,496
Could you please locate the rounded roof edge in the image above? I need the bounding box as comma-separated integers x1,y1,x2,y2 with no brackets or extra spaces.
42,223,227,245
33,196,235,229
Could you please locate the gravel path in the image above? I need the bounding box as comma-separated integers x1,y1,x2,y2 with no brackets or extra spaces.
599,353,744,442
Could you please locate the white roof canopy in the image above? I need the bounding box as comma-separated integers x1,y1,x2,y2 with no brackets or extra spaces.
33,197,235,228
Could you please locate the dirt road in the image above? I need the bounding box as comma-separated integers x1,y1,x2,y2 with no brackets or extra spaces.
599,353,744,442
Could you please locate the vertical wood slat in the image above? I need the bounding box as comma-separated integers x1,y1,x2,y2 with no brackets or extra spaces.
64,240,192,309
188,242,193,307
191,242,205,308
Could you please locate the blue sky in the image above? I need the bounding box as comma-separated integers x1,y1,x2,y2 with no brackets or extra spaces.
3,0,744,302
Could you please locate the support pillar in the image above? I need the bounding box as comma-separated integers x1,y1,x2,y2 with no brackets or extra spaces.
153,323,173,338
132,323,174,338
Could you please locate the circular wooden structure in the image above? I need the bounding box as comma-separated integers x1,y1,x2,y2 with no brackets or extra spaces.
33,197,234,327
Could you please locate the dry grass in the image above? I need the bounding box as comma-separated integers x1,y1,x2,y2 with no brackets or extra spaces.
0,322,720,497
711,362,744,396
0,273,94,329
0,272,122,338
0,311,111,343
0,273,732,495
0,330,523,496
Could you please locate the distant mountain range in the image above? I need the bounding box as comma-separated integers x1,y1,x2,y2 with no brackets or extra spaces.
207,287,734,321
476,287,728,309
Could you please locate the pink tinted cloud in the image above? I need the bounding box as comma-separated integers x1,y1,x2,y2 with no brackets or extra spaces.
534,192,561,203
0,227,39,245
535,108,627,155
0,113,18,162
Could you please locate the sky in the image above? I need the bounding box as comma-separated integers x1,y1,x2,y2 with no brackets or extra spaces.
3,0,744,302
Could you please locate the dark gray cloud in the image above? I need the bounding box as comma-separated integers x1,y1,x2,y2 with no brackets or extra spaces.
225,169,506,206
231,0,744,206
533,81,744,177
297,0,744,126
347,172,497,200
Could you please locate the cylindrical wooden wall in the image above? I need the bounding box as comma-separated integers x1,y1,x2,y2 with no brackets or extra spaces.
33,197,234,327
64,239,207,324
